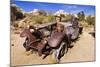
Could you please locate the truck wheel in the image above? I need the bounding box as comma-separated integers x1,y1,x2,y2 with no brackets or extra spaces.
52,49,60,63
51,42,67,63
23,41,30,51
64,43,68,54
79,27,83,34
23,42,26,48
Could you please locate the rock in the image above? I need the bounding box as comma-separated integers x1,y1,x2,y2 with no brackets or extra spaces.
12,44,14,46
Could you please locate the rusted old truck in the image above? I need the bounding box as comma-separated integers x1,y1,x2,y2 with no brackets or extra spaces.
20,21,83,63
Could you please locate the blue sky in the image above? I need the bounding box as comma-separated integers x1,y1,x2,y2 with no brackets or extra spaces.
13,0,95,16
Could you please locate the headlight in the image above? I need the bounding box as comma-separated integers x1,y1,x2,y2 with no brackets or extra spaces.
30,29,34,32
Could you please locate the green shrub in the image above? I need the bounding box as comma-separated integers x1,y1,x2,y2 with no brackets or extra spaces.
85,16,95,25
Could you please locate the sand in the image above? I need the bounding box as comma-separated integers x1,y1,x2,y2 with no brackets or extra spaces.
11,29,95,66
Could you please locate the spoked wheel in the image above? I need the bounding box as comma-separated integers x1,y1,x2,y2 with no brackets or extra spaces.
63,43,68,54
51,42,68,63
23,41,31,51
59,43,67,57
79,26,83,34
23,42,26,48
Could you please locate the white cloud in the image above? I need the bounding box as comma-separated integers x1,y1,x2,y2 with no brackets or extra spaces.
61,5,78,10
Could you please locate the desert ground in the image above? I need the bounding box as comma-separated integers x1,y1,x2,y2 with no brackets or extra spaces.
11,27,95,66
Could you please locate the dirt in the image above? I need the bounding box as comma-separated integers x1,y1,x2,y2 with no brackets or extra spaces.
11,28,95,66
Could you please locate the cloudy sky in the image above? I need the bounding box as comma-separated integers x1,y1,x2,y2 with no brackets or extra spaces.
13,0,95,16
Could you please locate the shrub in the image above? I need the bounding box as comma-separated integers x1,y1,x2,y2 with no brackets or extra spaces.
85,16,95,25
